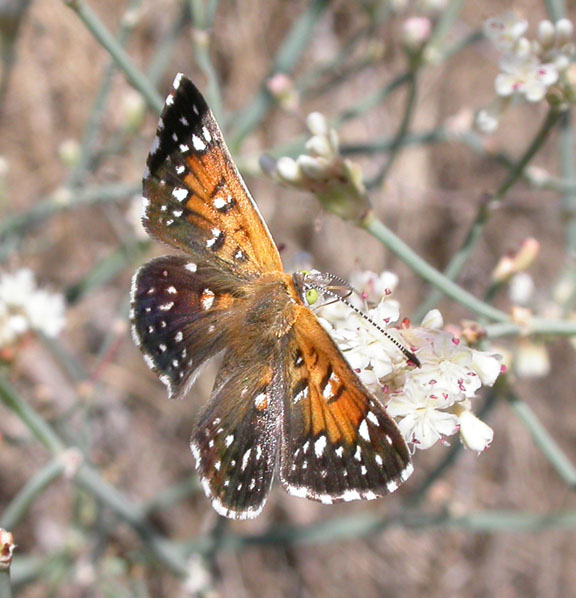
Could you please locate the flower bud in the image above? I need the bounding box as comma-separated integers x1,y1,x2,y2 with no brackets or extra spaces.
537,20,555,47
306,112,329,137
275,156,302,184
454,405,494,453
556,18,574,44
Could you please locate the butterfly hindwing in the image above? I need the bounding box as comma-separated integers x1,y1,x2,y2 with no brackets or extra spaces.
131,254,248,399
143,73,282,277
190,350,282,519
279,306,413,503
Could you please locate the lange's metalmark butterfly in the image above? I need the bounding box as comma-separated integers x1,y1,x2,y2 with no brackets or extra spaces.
131,73,414,519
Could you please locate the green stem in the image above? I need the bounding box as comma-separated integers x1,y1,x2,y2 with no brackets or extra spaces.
65,0,144,188
0,377,64,453
362,214,508,322
0,376,189,576
0,568,11,598
544,0,565,21
62,0,163,114
1,459,65,530
189,0,223,124
506,391,576,489
229,0,329,150
484,317,576,337
367,71,418,188
414,108,562,320
0,183,138,260
178,508,576,554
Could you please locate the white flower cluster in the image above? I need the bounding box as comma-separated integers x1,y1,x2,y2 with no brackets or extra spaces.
317,271,502,452
0,269,66,349
478,13,575,132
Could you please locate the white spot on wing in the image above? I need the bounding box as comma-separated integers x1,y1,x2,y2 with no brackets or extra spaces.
254,392,267,409
192,134,206,151
225,434,234,448
367,411,379,426
213,197,227,210
314,435,327,457
359,419,370,442
172,187,188,202
150,135,160,154
202,126,212,143
166,94,174,106
206,228,222,248
241,449,252,470
185,262,197,273
200,289,215,310
173,72,183,89
342,490,361,502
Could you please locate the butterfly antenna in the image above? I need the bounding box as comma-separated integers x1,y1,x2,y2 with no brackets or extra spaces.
318,286,421,368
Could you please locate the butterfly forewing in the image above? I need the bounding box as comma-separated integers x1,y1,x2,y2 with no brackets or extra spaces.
190,351,282,519
280,306,413,503
143,73,282,277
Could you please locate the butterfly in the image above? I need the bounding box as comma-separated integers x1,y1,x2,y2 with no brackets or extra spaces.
130,73,413,519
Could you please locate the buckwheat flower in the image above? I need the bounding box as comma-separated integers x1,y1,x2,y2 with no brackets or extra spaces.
509,272,535,306
495,52,558,102
25,290,66,337
0,269,66,348
329,297,402,378
453,402,494,453
406,327,502,398
387,381,460,450
316,269,398,325
349,270,399,305
484,12,528,52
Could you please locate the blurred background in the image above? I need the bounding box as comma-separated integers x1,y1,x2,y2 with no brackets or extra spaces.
0,0,575,596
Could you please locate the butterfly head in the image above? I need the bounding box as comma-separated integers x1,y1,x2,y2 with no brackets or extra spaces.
293,269,421,368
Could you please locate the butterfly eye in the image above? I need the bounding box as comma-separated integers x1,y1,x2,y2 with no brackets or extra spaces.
305,288,319,305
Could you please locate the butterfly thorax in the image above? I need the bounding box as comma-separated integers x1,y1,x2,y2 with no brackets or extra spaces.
235,271,302,343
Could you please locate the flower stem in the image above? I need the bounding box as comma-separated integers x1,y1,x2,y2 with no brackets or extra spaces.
413,107,562,320
506,390,576,488
361,213,508,322
62,0,163,114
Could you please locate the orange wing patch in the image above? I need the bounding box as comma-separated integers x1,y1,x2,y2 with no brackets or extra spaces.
143,74,282,277
279,305,412,503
